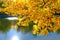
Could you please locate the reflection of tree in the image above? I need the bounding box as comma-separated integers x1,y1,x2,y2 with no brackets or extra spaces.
17,21,34,34
55,29,60,34
0,19,11,33
17,27,31,34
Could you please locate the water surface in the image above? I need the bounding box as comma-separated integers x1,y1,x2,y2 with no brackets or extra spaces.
0,19,60,40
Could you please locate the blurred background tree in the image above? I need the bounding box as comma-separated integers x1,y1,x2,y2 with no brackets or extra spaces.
0,0,60,36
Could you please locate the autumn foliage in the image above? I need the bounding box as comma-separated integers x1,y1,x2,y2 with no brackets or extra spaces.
0,0,60,36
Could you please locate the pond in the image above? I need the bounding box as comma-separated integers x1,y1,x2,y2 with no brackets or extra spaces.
0,18,60,40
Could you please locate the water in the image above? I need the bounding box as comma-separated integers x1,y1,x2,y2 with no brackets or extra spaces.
0,19,60,40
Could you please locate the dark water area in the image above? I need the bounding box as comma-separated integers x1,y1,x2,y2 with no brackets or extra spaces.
0,19,60,40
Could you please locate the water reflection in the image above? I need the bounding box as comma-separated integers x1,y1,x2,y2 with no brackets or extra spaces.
0,19,11,33
11,35,19,40
0,29,60,40
0,19,60,40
